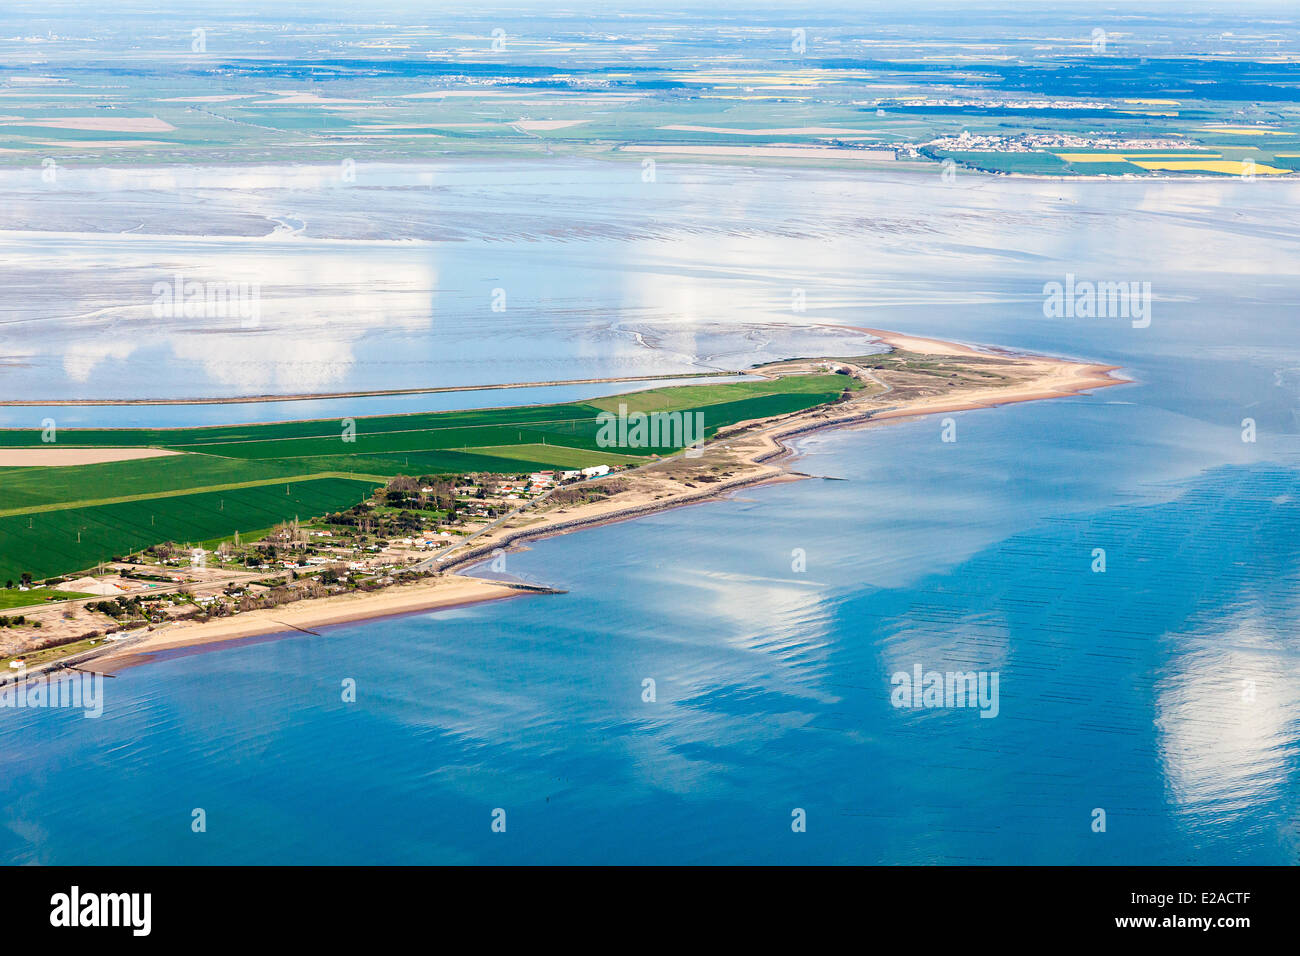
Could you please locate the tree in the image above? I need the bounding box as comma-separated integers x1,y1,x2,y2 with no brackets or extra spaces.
388,475,419,494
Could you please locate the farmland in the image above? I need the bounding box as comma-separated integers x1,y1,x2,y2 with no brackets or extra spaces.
0,587,92,610
0,478,381,583
2,20,1299,181
0,455,308,514
0,374,854,581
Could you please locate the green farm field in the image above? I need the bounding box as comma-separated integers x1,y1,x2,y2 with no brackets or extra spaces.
0,455,309,514
0,478,381,583
0,375,848,453
0,587,92,609
0,375,854,580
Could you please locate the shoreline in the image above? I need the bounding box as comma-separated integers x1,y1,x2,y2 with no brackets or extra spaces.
78,329,1128,673
435,338,1124,575
88,575,543,673
846,326,1124,419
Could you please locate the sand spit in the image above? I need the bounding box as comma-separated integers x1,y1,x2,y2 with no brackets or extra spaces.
51,329,1127,672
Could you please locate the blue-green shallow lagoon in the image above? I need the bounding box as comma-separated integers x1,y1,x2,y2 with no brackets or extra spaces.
2,377,1296,862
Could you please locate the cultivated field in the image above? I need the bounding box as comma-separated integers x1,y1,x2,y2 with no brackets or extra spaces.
0,478,380,583
0,375,854,581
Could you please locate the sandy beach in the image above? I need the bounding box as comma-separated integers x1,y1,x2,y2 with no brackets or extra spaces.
93,574,527,671
855,327,1123,419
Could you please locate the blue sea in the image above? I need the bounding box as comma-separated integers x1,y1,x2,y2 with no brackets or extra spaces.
1,162,1298,864
3,360,1298,862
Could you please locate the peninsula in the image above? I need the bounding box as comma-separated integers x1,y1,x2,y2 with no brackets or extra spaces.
0,329,1123,676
